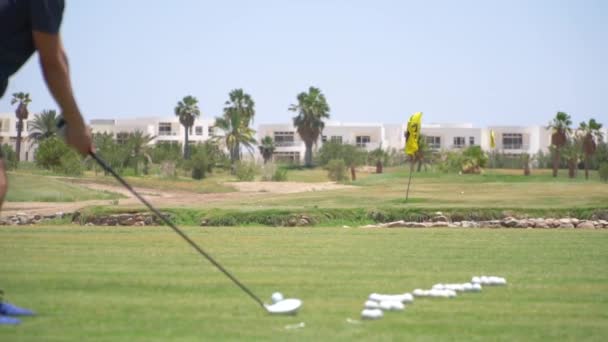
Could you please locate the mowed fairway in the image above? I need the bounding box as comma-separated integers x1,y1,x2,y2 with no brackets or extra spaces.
1,227,607,341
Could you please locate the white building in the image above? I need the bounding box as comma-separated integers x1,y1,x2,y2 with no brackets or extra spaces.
0,112,37,161
89,116,217,146
422,123,481,151
257,121,398,163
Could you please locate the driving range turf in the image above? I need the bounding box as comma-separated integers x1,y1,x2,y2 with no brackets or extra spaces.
1,226,607,341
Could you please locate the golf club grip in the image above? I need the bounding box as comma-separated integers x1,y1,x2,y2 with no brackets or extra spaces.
89,152,265,308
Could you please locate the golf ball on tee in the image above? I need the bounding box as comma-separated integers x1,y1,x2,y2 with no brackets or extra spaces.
271,292,284,303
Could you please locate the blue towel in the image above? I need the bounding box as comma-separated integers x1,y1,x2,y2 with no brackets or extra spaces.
0,315,21,325
0,302,35,316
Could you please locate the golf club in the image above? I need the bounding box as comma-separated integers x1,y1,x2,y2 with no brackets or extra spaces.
58,119,302,315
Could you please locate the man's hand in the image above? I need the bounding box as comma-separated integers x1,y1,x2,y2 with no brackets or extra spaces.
64,117,94,156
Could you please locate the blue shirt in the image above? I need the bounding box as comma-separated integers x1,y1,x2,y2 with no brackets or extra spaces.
0,0,64,97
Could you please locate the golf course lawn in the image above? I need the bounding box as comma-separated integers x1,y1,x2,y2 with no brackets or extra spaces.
1,226,607,341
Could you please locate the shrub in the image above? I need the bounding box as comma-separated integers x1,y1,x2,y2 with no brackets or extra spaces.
272,168,288,182
35,136,67,170
56,152,84,176
599,162,608,182
1,144,18,170
327,159,348,181
437,151,463,173
189,149,209,180
235,161,257,181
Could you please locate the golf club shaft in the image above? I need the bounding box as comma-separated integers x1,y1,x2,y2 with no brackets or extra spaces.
89,152,265,308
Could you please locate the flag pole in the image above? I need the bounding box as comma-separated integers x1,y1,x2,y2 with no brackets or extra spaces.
405,155,415,202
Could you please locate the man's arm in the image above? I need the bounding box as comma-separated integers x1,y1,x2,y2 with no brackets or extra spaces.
32,31,92,155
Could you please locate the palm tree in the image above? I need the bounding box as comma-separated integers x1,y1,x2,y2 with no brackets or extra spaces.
289,86,330,167
10,92,32,162
28,109,59,141
174,95,201,160
547,111,572,177
215,89,257,168
561,137,582,179
579,119,604,180
127,131,155,175
258,136,275,164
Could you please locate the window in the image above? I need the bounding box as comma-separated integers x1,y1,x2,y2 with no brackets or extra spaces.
503,133,523,149
453,137,466,148
273,151,300,164
208,126,214,136
0,119,9,132
321,135,327,143
274,131,295,146
158,122,172,136
469,136,475,145
426,136,441,149
330,136,343,144
116,132,129,145
356,136,371,147
195,126,203,135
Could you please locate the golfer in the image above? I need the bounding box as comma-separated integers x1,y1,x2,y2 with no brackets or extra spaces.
0,0,93,324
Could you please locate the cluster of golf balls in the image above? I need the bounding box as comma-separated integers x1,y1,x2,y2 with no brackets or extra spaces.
360,275,507,320
361,293,413,319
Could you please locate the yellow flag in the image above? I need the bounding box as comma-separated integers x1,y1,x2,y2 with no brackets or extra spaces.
405,112,422,155
490,129,496,149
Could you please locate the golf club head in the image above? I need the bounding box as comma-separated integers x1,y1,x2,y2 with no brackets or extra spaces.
264,298,302,315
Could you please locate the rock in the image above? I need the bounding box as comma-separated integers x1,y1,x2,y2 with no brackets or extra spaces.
411,222,429,228
571,218,580,226
361,224,379,229
386,220,406,228
599,220,608,228
535,221,549,228
85,222,94,226
134,221,145,226
432,215,449,223
576,221,595,229
501,218,518,228
515,220,529,228
559,218,572,225
287,217,298,227
298,219,309,226
431,222,449,228
560,222,575,229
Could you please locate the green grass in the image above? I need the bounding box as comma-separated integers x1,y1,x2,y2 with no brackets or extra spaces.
222,167,608,211
5,173,124,202
1,227,607,341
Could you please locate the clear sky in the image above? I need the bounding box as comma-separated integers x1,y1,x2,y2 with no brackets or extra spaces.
1,0,606,127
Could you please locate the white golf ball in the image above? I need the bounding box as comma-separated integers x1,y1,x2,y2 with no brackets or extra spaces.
379,301,393,311
364,300,380,309
361,309,383,320
402,293,414,303
391,301,405,311
369,293,383,302
271,292,284,304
